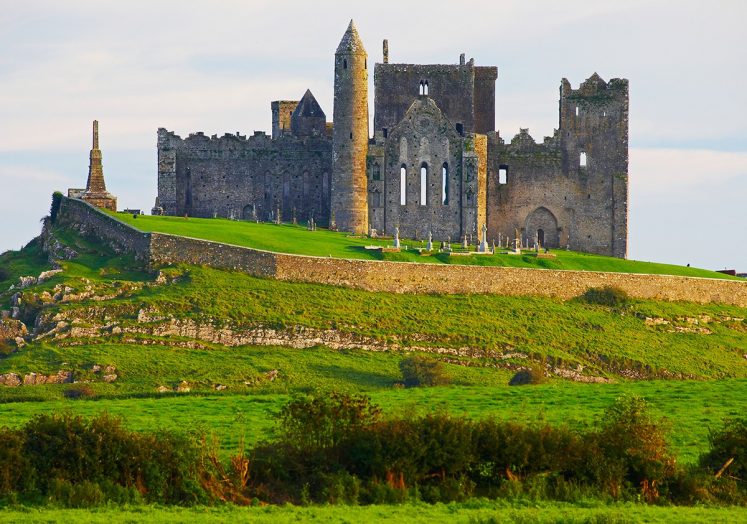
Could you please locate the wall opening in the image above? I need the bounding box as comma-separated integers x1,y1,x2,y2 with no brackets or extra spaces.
420,163,427,206
343,59,347,69
419,81,424,95
442,163,449,205
456,123,464,136
372,163,381,181
424,81,429,95
498,164,508,185
575,106,579,117
537,228,545,246
400,165,407,205
580,151,587,167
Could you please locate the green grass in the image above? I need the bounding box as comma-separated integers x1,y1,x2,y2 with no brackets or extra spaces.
0,237,53,286
111,212,738,279
3,500,747,523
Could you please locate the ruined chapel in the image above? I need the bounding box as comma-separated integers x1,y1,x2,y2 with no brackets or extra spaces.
154,20,629,257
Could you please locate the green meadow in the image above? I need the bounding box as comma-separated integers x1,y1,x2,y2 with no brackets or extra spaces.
111,211,737,279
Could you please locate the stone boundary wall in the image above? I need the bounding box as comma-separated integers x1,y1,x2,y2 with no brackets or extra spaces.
55,197,747,306
56,197,151,261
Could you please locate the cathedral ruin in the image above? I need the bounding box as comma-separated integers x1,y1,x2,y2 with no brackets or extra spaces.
154,20,628,257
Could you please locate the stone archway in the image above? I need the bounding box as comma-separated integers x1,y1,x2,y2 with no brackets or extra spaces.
525,207,559,248
242,204,255,220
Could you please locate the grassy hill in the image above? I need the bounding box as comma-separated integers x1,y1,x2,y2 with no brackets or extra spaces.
111,212,737,279
1,224,746,517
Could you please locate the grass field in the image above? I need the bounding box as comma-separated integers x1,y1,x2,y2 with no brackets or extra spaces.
111,211,738,279
4,500,747,523
1,224,747,517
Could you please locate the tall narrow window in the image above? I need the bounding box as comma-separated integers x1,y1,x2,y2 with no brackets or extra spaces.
419,81,424,95
580,151,587,167
424,81,429,95
372,163,381,181
420,164,427,206
498,164,508,185
575,106,579,116
400,165,407,205
343,59,347,69
442,163,449,204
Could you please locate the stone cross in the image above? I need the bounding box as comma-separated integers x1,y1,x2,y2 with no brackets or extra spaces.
426,231,433,251
393,227,400,248
462,234,468,249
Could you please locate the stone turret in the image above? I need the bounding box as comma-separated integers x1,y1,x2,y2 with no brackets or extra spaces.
81,120,117,211
331,20,368,234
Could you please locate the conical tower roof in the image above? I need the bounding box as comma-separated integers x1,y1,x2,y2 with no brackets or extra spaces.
336,19,366,55
293,89,325,118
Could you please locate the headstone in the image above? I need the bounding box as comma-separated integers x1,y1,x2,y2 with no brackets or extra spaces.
478,223,489,253
426,231,433,251
462,234,468,249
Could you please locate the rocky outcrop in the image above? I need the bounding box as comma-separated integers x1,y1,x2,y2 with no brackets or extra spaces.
40,216,78,265
0,370,73,387
0,319,28,343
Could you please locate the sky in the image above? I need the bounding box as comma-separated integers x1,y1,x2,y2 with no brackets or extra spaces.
1,0,745,271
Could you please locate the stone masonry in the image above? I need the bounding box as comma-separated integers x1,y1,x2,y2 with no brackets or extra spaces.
54,196,747,307
154,21,628,257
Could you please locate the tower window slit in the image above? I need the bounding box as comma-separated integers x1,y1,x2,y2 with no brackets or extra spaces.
400,165,407,205
498,165,508,185
442,163,449,204
420,164,427,205
580,152,587,167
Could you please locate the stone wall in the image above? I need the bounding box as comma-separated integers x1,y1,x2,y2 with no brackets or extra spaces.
55,196,747,307
55,197,151,261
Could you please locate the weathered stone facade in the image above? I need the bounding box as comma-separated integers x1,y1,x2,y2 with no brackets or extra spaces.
155,21,628,257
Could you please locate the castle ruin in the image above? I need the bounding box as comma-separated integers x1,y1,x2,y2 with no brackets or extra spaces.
155,20,628,257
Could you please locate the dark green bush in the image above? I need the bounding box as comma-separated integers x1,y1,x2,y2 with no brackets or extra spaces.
0,266,9,282
399,355,449,387
580,286,630,307
63,384,96,400
701,418,747,484
508,365,547,386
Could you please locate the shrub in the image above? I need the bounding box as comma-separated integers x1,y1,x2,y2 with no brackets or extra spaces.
580,286,629,307
50,191,63,224
508,365,547,386
701,417,747,484
399,355,449,387
0,266,9,282
589,396,676,500
63,384,96,400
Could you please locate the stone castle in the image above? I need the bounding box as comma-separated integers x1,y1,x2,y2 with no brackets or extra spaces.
154,20,628,257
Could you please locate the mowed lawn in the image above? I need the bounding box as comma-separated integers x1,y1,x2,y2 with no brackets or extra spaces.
112,212,737,279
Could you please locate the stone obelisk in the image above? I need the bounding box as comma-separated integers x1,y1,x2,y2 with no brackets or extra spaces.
81,120,117,211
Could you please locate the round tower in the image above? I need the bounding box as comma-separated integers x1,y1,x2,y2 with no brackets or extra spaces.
331,20,368,234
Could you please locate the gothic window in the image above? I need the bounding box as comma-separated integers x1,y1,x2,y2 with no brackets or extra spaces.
419,81,424,95
420,163,427,206
442,163,449,205
424,81,429,96
400,165,407,205
372,163,381,181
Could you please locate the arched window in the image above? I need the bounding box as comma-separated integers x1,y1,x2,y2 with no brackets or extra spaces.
420,163,427,206
400,165,407,205
442,163,449,204
580,151,587,167
418,81,424,95
424,81,429,96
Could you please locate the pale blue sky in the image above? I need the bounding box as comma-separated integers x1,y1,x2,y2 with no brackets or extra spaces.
1,1,745,270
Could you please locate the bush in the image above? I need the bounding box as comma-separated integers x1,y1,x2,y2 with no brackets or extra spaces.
0,266,9,282
580,286,629,307
701,418,747,484
588,396,676,500
399,355,449,387
63,384,96,400
508,365,547,386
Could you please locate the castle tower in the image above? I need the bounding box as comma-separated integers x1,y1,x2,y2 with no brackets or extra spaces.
331,20,368,234
81,120,117,211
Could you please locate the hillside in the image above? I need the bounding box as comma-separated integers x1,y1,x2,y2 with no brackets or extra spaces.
1,225,746,468
112,211,737,279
